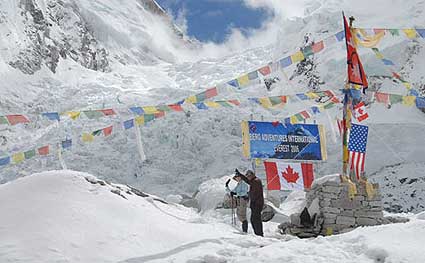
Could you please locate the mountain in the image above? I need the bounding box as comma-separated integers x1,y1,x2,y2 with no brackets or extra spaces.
0,0,424,213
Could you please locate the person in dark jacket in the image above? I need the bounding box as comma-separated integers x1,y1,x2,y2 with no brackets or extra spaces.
235,169,264,237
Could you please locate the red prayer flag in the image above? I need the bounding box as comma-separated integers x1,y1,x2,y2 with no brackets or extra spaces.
258,65,271,76
6,115,30,125
228,100,241,106
154,111,165,118
300,110,310,119
100,109,116,116
375,92,390,105
205,87,218,99
344,14,368,91
312,41,324,53
264,161,314,191
103,126,113,137
38,146,50,156
168,104,183,112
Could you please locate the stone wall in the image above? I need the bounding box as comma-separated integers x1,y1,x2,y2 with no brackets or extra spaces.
306,175,384,235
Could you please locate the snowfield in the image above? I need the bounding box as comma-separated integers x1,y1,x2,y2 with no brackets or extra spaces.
0,170,424,263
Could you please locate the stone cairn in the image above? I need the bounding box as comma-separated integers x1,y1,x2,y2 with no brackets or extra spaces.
279,174,392,238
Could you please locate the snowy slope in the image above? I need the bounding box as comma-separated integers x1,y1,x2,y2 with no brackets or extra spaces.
0,0,425,213
1,171,425,262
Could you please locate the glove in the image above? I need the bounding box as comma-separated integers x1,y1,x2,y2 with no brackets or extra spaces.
225,179,231,187
230,192,236,197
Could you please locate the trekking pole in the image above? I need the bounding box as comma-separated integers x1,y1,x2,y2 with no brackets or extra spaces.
231,196,234,225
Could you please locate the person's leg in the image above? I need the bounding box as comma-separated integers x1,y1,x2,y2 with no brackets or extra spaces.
250,206,264,237
238,198,248,233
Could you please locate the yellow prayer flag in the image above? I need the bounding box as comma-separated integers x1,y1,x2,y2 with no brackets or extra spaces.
142,106,159,114
204,101,220,108
291,51,305,63
255,158,262,167
12,152,25,164
259,98,272,108
135,116,145,126
305,92,319,99
290,115,298,124
403,29,417,39
402,96,416,106
185,95,197,104
375,52,384,60
82,133,94,143
402,82,412,90
67,111,81,120
237,74,250,87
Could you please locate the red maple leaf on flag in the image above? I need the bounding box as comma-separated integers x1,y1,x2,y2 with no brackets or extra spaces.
282,165,299,183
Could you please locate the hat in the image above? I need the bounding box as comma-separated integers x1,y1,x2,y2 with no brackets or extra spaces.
246,170,255,177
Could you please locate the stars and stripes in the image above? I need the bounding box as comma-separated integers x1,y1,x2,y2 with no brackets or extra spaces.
348,124,369,180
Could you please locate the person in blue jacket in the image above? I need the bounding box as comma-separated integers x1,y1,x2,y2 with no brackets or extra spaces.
225,174,250,233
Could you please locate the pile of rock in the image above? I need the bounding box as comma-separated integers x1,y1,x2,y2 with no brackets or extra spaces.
307,174,384,235
279,174,390,237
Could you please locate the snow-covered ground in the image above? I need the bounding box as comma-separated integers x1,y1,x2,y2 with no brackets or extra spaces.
0,171,424,263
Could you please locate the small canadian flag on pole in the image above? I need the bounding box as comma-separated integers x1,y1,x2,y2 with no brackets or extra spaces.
264,160,314,191
353,101,369,122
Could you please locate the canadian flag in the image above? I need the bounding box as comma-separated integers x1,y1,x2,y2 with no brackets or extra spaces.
264,161,314,191
353,101,369,122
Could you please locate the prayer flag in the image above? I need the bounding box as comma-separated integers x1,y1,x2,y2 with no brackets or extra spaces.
402,96,416,106
291,51,305,63
416,29,425,38
38,146,50,156
279,56,292,68
168,104,183,112
142,106,159,114
0,156,10,166
66,111,81,120
388,29,399,36
12,153,25,164
205,87,218,98
227,79,239,88
204,101,220,108
228,100,240,106
82,133,95,143
83,110,104,119
130,107,144,115
24,149,36,159
403,29,417,39
62,139,72,149
135,115,145,126
344,14,368,91
6,115,30,125
0,116,9,125
390,94,403,105
100,109,116,116
248,71,259,80
237,75,250,86
194,103,208,110
416,97,425,108
302,46,314,57
264,161,314,191
312,41,324,53
335,30,345,41
375,92,390,105
42,112,60,121
103,126,113,136
258,65,271,76
124,119,135,130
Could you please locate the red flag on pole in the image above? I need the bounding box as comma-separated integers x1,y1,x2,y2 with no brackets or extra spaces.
343,14,368,91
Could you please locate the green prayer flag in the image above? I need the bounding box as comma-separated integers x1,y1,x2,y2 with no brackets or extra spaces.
295,113,304,122
0,116,9,125
83,110,104,119
195,92,207,102
157,105,171,112
24,149,36,159
390,94,403,104
92,129,103,136
216,101,232,107
302,46,314,58
269,96,284,106
389,29,399,36
324,102,335,109
145,114,155,122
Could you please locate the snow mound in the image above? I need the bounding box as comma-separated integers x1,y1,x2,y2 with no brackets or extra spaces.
0,170,234,262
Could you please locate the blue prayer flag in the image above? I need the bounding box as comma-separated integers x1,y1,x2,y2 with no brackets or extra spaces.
62,139,72,149
382,59,395,66
335,30,345,41
194,103,208,110
42,112,60,121
311,106,320,114
130,107,144,115
296,93,309,100
0,156,10,166
416,97,425,109
416,29,425,38
279,56,292,68
124,119,135,130
227,79,239,88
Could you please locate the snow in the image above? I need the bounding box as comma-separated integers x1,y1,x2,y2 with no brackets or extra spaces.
311,173,340,187
2,170,425,262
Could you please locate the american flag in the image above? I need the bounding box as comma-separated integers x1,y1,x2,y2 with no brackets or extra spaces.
348,124,369,180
